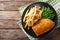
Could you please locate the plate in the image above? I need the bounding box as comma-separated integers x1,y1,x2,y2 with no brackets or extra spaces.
21,2,58,38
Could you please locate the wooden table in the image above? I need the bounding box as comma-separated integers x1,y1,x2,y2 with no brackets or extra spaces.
0,0,60,40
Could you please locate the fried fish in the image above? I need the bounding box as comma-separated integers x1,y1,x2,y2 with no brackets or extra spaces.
32,19,55,36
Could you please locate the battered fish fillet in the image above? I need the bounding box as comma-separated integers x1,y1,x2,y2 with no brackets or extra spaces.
32,19,55,36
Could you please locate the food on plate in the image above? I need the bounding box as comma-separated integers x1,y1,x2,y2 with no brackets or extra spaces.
42,6,55,19
32,19,55,36
23,6,42,29
23,5,56,36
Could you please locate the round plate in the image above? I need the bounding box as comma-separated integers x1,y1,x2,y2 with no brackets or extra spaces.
21,2,58,38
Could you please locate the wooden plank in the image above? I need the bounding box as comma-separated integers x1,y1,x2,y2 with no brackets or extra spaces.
0,38,29,40
0,0,35,1
0,11,20,20
0,29,27,39
0,11,21,28
0,1,34,11
0,20,20,28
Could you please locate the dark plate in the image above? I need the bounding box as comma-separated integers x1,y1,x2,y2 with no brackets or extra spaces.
21,2,58,38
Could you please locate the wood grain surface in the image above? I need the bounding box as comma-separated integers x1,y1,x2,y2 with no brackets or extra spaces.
0,0,35,1
0,11,20,20
0,0,60,40
0,1,34,11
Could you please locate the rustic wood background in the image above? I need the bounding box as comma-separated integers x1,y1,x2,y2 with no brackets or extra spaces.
0,0,60,40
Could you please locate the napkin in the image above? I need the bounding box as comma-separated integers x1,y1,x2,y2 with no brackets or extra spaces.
18,0,60,40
